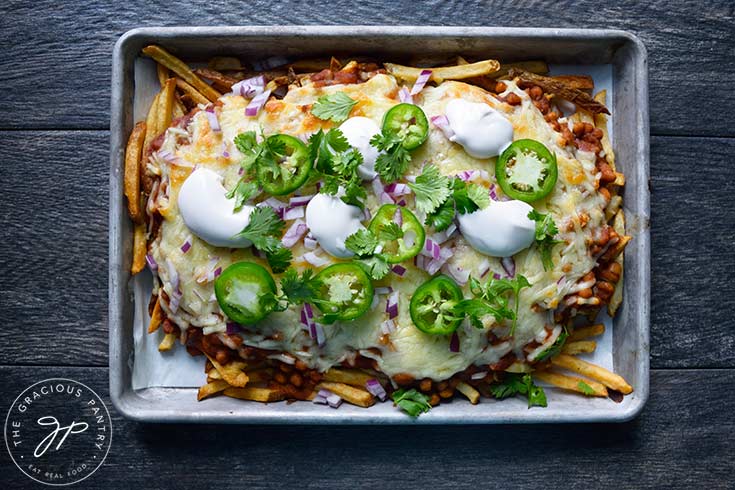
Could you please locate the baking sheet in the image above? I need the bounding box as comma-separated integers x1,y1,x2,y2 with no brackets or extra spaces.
130,59,614,390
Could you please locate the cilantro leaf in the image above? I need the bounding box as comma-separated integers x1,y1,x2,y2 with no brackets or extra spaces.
355,254,391,280
311,92,358,123
453,179,489,214
490,373,547,408
408,164,452,215
392,389,432,417
425,198,455,232
234,207,291,272
453,275,531,336
534,329,569,362
280,268,323,305
466,182,490,210
527,210,562,271
371,131,412,183
308,128,368,208
225,180,260,211
265,246,292,274
345,229,379,257
234,131,258,154
577,381,596,396
377,222,404,241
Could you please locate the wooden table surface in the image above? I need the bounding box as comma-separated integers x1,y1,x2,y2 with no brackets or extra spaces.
1,1,734,488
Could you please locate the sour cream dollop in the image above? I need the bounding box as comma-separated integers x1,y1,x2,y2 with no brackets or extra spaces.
458,200,536,257
339,116,381,180
305,193,365,258
177,168,255,248
445,99,514,159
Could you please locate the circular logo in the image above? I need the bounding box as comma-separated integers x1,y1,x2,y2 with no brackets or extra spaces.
4,378,112,486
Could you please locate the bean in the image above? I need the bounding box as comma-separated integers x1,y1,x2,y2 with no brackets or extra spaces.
419,378,432,392
289,373,304,388
573,122,586,136
439,388,454,399
529,86,543,100
436,381,449,391
505,93,522,106
584,122,595,134
592,128,604,139
429,394,441,406
578,288,593,299
392,373,415,386
274,372,287,384
495,81,507,93
279,362,293,373
294,360,308,371
215,349,230,365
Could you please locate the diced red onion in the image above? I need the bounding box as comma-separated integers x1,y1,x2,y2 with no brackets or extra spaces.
289,194,314,207
204,107,221,132
457,170,478,182
398,87,413,103
477,258,490,278
245,89,271,117
375,286,393,295
305,303,314,320
282,219,308,248
362,207,372,221
424,247,454,275
303,234,318,250
157,149,180,164
326,392,343,408
410,69,432,95
396,199,407,207
449,332,460,352
180,235,192,253
501,256,516,277
380,319,396,334
226,322,242,335
168,293,180,314
431,114,455,139
391,265,407,277
557,275,567,285
302,251,330,267
251,56,290,71
283,206,305,221
385,182,411,197
421,239,442,260
431,223,457,245
313,393,328,405
386,291,399,319
392,207,403,227
145,254,158,271
372,177,394,204
492,272,501,280
370,293,380,310
489,183,498,201
444,263,470,285
213,267,222,278
196,257,220,284
365,379,387,401
471,371,487,380
231,75,266,98
165,259,179,291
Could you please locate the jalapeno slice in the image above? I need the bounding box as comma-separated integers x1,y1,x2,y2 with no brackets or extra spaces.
214,262,278,324
257,134,312,195
314,263,374,323
409,275,464,335
496,139,558,202
368,204,426,264
382,103,429,150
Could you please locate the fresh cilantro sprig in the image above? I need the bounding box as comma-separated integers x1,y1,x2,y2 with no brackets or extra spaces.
311,92,357,123
407,164,451,215
534,329,569,362
371,130,412,183
527,210,561,271
234,206,292,273
344,229,391,280
490,373,547,408
278,268,326,307
415,168,489,232
453,275,531,335
308,128,366,208
392,389,432,417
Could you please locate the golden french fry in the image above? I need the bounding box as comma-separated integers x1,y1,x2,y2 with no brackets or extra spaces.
509,69,609,115
175,78,209,106
142,45,221,102
569,324,605,342
131,223,147,274
593,90,616,173
533,370,608,397
193,68,239,91
552,75,594,91
455,56,470,65
156,63,169,87
172,98,185,119
197,380,230,401
608,210,626,316
317,381,375,408
156,78,176,135
124,121,146,223
490,60,549,79
551,354,633,394
142,91,160,158
613,172,626,186
207,369,222,381
204,355,249,388
147,297,162,333
504,361,533,373
456,381,480,404
158,332,177,352
245,368,273,384
562,340,597,355
605,195,623,222
224,387,285,402
208,56,243,71
385,59,500,83
323,368,377,387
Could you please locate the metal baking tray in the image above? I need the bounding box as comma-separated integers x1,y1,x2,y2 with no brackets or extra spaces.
109,26,649,424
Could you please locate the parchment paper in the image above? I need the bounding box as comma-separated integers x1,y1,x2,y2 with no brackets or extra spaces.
131,61,614,390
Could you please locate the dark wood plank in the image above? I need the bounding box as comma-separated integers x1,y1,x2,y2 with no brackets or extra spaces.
1,366,733,489
1,131,733,367
0,0,733,135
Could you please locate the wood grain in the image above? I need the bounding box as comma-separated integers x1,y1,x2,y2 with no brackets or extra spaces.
1,366,733,489
1,132,733,368
0,0,733,135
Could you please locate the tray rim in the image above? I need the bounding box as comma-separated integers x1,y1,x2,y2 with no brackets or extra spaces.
109,25,650,424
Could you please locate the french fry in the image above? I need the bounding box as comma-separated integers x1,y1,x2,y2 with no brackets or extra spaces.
147,297,162,333
131,223,147,274
158,332,177,352
613,172,626,186
224,386,286,402
455,56,470,65
562,340,597,355
490,60,549,79
508,69,609,115
456,381,480,404
123,121,146,223
207,369,222,381
205,355,249,388
323,368,377,387
142,45,221,102
608,210,626,316
197,380,230,401
208,56,243,71
385,58,501,83
593,90,616,172
551,354,633,394
142,91,160,158
193,68,239,91
605,195,623,222
175,78,209,106
317,381,375,408
552,75,594,91
172,97,185,119
533,370,608,397
156,78,176,136
244,368,273,384
569,323,605,342
156,63,169,87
